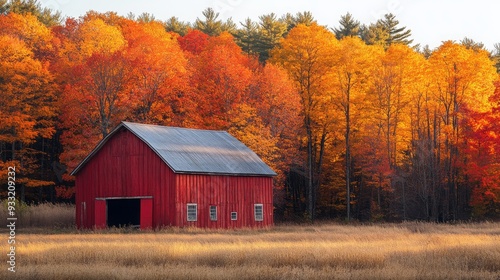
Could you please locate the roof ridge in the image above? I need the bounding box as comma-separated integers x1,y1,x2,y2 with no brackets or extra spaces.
122,121,227,133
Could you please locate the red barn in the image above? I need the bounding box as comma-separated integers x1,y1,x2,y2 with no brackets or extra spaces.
71,122,275,229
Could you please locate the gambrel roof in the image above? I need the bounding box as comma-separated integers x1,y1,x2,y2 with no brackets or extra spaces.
71,122,276,177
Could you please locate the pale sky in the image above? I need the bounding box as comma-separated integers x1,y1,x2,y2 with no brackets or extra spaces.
39,0,498,51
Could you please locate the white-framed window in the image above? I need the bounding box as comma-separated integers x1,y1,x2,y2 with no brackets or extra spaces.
254,204,263,221
209,205,217,221
187,203,197,221
231,212,237,221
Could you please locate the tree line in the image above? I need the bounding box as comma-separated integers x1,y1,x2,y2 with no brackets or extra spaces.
1,1,499,221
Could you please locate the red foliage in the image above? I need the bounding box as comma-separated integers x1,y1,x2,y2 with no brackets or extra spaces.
177,29,209,55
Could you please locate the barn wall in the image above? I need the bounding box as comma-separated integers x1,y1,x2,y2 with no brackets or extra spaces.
75,128,176,229
175,174,274,228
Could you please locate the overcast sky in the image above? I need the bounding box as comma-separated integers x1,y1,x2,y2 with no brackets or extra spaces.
38,0,498,51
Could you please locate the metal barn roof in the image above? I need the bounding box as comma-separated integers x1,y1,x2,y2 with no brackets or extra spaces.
71,122,276,177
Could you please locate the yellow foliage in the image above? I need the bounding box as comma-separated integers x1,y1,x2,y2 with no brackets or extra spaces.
78,18,126,58
0,12,53,55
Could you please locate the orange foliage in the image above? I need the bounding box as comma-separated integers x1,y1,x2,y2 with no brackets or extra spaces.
185,32,253,129
121,20,188,124
0,13,53,59
0,34,56,144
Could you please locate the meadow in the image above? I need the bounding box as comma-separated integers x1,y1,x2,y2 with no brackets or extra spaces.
2,219,500,280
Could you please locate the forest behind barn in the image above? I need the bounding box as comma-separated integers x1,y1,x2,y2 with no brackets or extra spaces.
1,1,500,222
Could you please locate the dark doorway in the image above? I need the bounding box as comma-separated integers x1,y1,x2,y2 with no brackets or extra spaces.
107,199,140,227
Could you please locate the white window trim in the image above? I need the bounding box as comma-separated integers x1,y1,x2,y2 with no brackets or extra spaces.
231,212,237,221
187,203,197,222
254,204,264,221
210,205,217,221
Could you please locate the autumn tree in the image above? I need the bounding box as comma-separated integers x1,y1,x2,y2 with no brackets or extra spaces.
0,12,53,60
462,79,500,218
370,44,430,220
372,44,426,169
0,33,57,199
121,20,187,124
248,63,302,215
330,37,383,221
428,41,497,220
57,14,129,172
185,32,253,129
271,23,338,220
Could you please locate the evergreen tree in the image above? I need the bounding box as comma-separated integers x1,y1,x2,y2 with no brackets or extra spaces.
333,13,360,39
361,22,389,47
235,18,259,55
221,17,237,35
379,13,413,46
164,16,190,36
292,11,316,27
420,44,433,59
0,0,7,13
460,37,485,51
195,7,223,36
281,11,316,33
255,13,287,62
136,12,156,23
494,43,500,73
1,0,61,26
195,8,236,36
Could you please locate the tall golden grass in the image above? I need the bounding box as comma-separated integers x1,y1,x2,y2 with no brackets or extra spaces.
2,223,499,279
0,201,74,228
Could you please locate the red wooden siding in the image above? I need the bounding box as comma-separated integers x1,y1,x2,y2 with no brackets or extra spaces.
175,174,273,228
94,199,106,229
140,198,153,229
75,128,175,229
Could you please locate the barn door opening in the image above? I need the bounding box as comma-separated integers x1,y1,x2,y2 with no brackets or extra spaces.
107,199,140,228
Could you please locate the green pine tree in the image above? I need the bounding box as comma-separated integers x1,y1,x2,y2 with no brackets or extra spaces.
494,43,500,73
379,13,413,46
333,13,360,39
137,12,156,23
164,17,190,36
281,11,316,33
195,7,223,36
361,22,389,47
460,37,485,51
235,18,259,55
255,13,287,62
1,0,61,26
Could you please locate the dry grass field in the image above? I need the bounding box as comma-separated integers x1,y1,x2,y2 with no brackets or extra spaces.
2,222,500,280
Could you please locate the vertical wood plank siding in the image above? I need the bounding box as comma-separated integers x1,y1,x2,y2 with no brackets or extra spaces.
175,174,273,228
75,128,273,229
76,129,176,229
